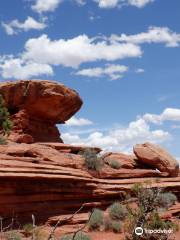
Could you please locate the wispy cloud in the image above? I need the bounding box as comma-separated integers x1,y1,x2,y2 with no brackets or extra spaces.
2,16,46,35
111,26,180,47
65,117,93,126
75,64,128,80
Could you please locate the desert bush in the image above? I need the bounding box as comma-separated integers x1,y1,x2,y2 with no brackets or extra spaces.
124,183,178,240
104,218,121,233
111,220,122,233
5,231,22,240
34,227,49,240
108,202,127,220
0,137,7,145
157,192,177,208
88,208,104,230
109,159,121,169
79,148,103,171
147,211,174,230
23,223,33,236
0,94,12,143
61,231,91,240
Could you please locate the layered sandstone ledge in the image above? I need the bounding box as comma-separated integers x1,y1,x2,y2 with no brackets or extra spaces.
0,80,179,225
0,141,179,224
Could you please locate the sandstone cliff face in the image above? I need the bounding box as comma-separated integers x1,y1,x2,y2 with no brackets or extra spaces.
0,141,179,225
0,80,179,226
0,80,82,143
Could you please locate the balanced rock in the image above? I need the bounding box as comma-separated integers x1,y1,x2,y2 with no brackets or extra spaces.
0,80,83,143
134,142,179,177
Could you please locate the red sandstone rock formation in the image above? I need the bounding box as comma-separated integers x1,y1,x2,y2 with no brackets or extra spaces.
134,142,179,177
0,80,179,230
102,152,137,169
0,80,82,143
0,141,179,224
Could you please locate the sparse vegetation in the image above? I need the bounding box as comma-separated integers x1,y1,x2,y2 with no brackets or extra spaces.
108,202,127,220
23,223,33,236
104,217,121,233
124,183,178,240
79,148,104,171
88,208,104,230
0,94,12,143
108,159,121,169
34,227,49,240
111,220,122,233
5,231,22,240
61,232,91,240
147,211,174,230
157,192,177,208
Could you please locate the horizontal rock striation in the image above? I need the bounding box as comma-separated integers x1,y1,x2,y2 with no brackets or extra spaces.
0,142,179,225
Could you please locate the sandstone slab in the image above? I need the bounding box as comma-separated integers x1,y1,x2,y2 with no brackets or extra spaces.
134,142,179,177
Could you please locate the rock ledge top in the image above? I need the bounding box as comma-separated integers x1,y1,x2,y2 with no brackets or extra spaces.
0,80,83,123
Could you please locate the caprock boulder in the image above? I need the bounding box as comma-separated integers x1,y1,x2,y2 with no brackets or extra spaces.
0,80,82,143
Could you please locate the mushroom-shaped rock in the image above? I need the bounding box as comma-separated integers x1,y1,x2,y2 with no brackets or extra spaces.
133,142,179,177
0,80,83,143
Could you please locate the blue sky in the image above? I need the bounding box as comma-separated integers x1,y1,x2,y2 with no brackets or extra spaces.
0,0,180,157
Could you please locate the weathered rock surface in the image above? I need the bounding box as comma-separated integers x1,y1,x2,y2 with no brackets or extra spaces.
102,152,137,169
0,80,82,143
0,142,179,225
134,142,179,177
0,80,179,229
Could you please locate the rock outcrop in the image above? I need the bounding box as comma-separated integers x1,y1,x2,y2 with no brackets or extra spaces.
0,80,179,228
102,152,137,169
0,141,179,225
134,142,179,177
0,80,82,143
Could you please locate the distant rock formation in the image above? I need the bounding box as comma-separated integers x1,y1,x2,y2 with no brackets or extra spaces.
0,80,82,143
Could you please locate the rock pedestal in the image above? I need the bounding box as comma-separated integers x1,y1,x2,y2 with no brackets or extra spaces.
0,80,83,143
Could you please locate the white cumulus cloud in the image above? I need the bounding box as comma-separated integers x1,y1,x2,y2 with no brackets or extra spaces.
62,118,170,152
0,57,53,79
111,26,180,47
143,108,180,124
22,34,141,68
2,16,46,35
65,117,93,126
32,0,63,13
75,64,128,80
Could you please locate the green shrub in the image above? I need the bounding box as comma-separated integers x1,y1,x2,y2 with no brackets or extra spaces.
157,192,177,208
61,231,91,240
111,220,122,233
109,160,121,169
0,137,7,145
5,231,22,240
88,208,104,230
104,218,121,233
109,202,127,220
79,148,103,171
23,223,33,236
147,211,175,230
0,95,12,144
